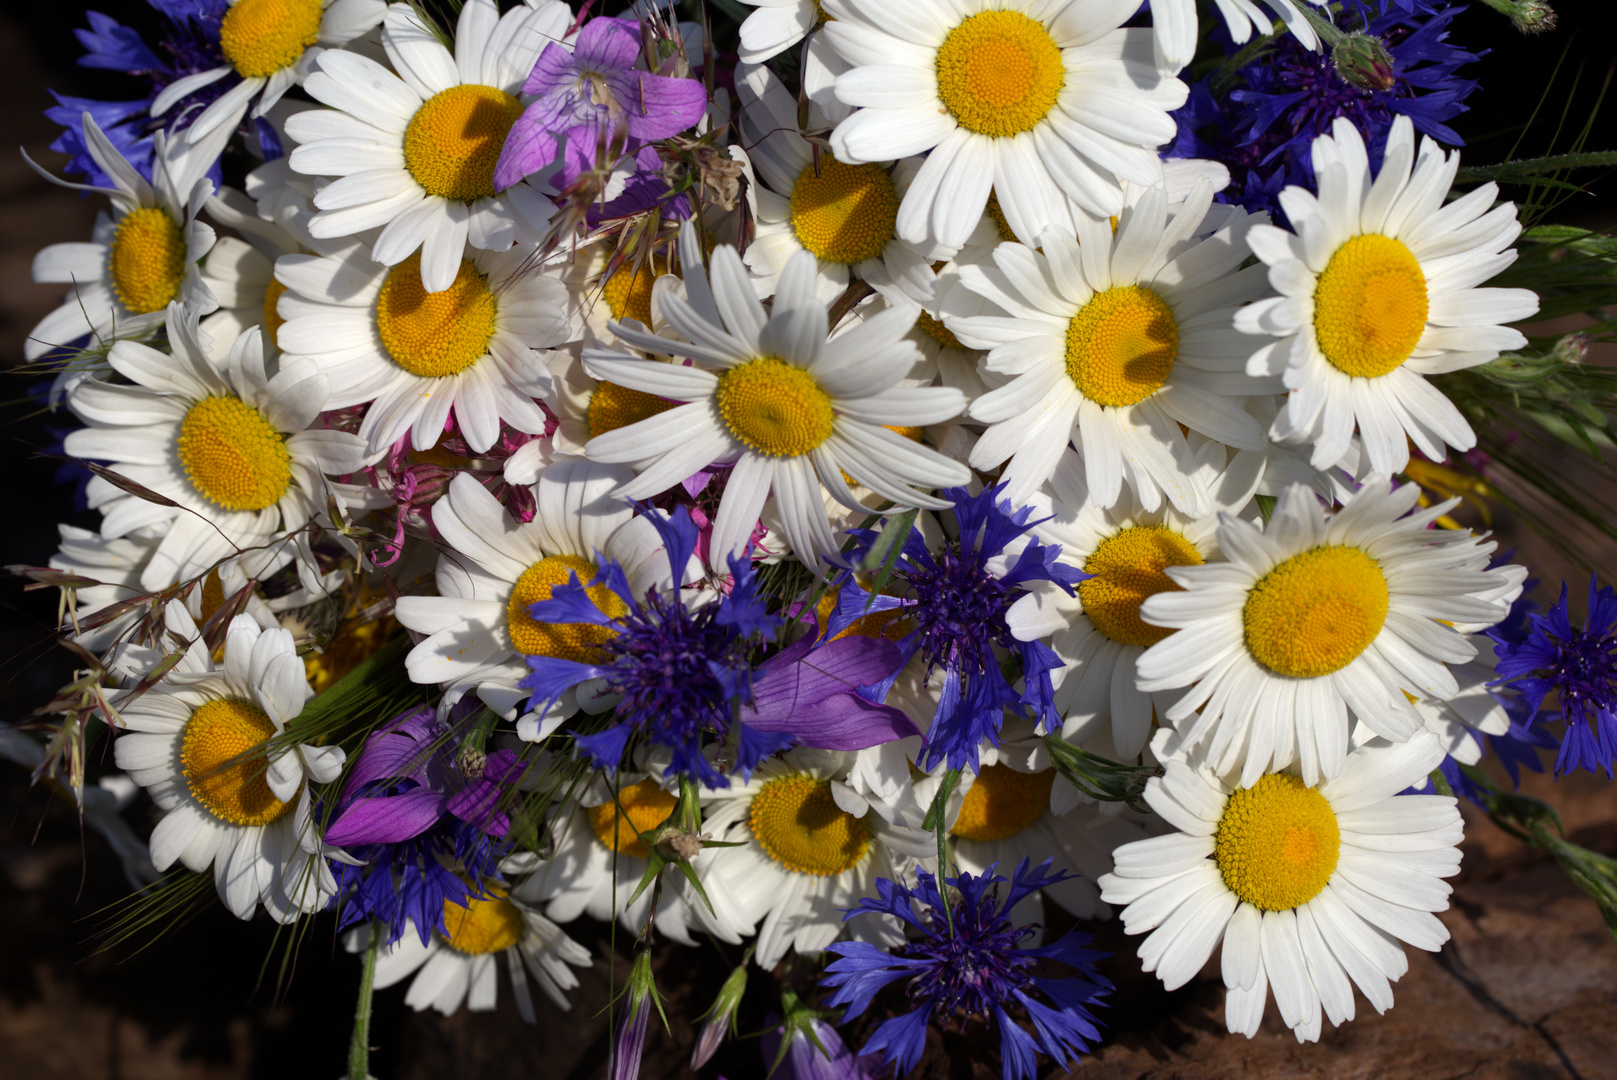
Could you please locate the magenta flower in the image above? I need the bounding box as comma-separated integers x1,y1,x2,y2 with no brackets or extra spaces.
494,16,708,192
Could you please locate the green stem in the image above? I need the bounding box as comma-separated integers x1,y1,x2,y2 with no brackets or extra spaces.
347,924,382,1080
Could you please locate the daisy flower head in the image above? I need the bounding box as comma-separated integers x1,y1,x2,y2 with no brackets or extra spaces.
833,482,1087,772
393,461,669,741
286,0,571,292
539,346,681,461
273,240,566,455
111,605,346,921
696,749,935,969
27,114,227,369
49,524,163,652
151,0,386,146
1135,479,1526,787
1098,728,1461,1043
1152,0,1328,74
735,62,939,303
366,885,591,1021
1237,115,1538,476
63,305,373,591
822,858,1111,1080
950,179,1277,511
581,219,971,568
820,0,1188,247
1405,632,1512,768
1492,575,1617,778
1005,444,1267,761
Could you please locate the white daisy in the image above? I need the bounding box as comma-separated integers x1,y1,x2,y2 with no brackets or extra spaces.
1006,443,1266,761
151,0,386,145
948,181,1276,510
49,524,163,652
1135,479,1526,786
735,0,850,122
694,749,935,970
1237,115,1538,477
26,116,224,371
111,606,345,921
538,346,683,463
509,772,701,943
286,0,569,292
392,462,674,741
273,241,565,455
366,888,591,1020
735,62,938,303
820,0,1187,246
581,219,971,568
1098,728,1462,1043
1404,636,1512,766
63,305,373,591
1149,0,1326,73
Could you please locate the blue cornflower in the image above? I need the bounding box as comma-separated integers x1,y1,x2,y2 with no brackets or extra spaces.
1168,4,1480,223
520,506,913,787
1492,577,1617,778
822,859,1111,1080
47,0,241,190
834,484,1084,772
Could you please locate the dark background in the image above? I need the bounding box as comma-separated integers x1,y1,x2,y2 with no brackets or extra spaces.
1,2,1615,1078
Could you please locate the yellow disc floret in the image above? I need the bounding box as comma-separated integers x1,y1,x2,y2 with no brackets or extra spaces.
403,84,525,202
915,311,963,350
749,775,871,876
1243,545,1389,678
587,381,677,439
180,698,292,827
1065,285,1180,407
1080,526,1204,647
442,886,525,954
219,0,322,78
935,10,1065,138
789,156,899,265
1215,773,1341,911
109,207,188,315
588,779,679,858
506,554,626,662
1313,233,1428,379
601,258,664,326
715,357,835,458
984,191,1018,243
950,763,1054,843
177,396,293,512
261,276,288,345
375,253,500,378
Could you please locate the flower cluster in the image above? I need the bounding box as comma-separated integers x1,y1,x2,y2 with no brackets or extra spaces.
9,0,1588,1074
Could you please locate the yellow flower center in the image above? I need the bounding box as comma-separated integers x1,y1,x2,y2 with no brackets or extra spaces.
985,191,1017,243
177,396,293,513
109,207,188,315
505,554,626,662
180,698,292,827
587,779,678,859
219,0,323,78
715,358,835,458
749,775,871,876
403,84,525,202
1243,545,1389,679
442,886,524,954
1215,773,1341,911
1313,233,1429,379
1065,285,1179,407
602,258,664,326
950,763,1054,843
935,10,1065,138
261,276,288,346
1080,526,1204,647
375,253,499,378
915,311,962,350
587,381,677,439
789,156,899,266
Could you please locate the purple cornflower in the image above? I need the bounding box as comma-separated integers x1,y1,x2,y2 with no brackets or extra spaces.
760,1011,885,1080
520,506,916,787
324,705,526,946
47,0,243,189
1492,576,1617,778
834,484,1084,772
1168,4,1480,223
822,859,1111,1080
493,16,708,193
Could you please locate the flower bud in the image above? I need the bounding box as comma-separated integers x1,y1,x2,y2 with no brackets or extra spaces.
690,953,750,1069
609,952,660,1080
1331,32,1396,92
1509,0,1557,33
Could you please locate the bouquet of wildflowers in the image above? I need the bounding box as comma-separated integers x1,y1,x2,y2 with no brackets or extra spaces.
7,0,1617,1074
